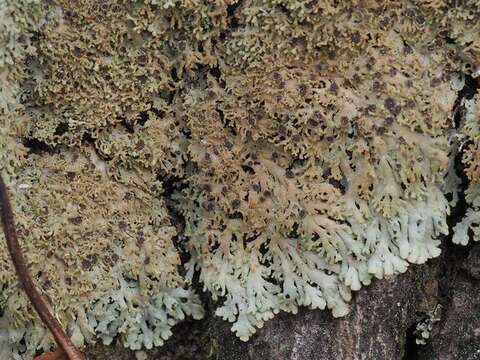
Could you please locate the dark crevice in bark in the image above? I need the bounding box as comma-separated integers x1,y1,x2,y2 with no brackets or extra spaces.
157,170,213,312
159,173,190,266
403,72,479,360
81,132,114,163
403,322,420,360
22,137,56,155
414,73,480,359
446,72,479,234
119,116,136,134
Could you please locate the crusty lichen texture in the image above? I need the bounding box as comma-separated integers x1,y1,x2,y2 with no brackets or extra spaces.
0,0,479,358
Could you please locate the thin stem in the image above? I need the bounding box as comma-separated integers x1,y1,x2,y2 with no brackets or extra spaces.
0,175,86,360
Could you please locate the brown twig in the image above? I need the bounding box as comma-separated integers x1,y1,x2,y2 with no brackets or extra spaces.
0,175,86,360
34,349,68,360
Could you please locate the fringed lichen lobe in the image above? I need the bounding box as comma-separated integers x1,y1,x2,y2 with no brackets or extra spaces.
0,0,479,357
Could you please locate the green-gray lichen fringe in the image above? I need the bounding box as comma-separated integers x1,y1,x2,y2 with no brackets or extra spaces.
0,0,479,358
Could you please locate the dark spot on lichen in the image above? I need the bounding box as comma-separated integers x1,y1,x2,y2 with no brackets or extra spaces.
372,81,382,92
231,199,241,209
81,255,97,271
384,97,397,113
404,43,413,54
385,117,394,126
272,72,282,82
351,32,361,44
69,216,82,225
329,81,338,94
308,118,319,127
204,201,214,211
136,232,145,247
366,104,377,114
298,84,307,96
136,140,145,151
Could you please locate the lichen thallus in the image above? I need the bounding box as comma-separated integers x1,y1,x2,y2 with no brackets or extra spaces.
0,175,86,360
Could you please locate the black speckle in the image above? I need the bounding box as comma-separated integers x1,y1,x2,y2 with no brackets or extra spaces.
292,134,301,142
203,201,215,211
406,99,416,109
384,97,397,114
403,43,413,55
135,140,145,151
136,232,145,247
231,199,241,209
313,111,324,121
298,84,307,96
308,118,319,127
329,81,338,94
366,104,377,114
372,81,382,92
69,216,82,225
351,32,361,44
203,184,212,192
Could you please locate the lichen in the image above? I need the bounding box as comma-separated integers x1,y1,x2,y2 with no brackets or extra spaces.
0,0,479,358
453,93,480,245
0,149,203,358
414,304,442,345
177,17,457,339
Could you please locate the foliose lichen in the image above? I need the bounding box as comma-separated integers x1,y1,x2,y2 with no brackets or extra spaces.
453,91,480,245
0,0,479,358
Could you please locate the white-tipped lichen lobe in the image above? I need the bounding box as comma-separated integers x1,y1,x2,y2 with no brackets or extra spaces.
178,1,463,339
454,93,480,245
0,0,479,358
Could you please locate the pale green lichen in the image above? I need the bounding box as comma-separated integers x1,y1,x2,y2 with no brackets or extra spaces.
177,26,456,338
453,93,480,245
0,0,479,358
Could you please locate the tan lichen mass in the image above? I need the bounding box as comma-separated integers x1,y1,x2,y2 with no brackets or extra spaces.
0,0,479,357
